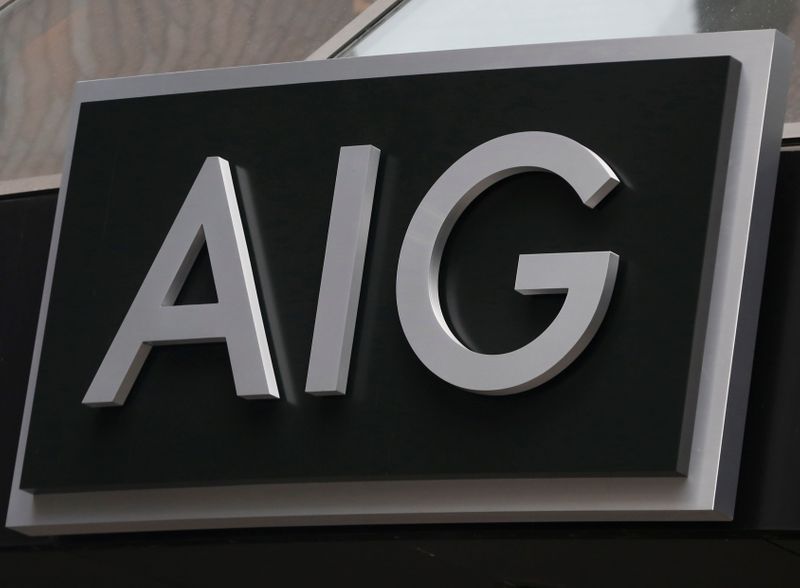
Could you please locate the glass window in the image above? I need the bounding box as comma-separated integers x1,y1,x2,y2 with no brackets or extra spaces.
0,0,374,184
342,0,800,124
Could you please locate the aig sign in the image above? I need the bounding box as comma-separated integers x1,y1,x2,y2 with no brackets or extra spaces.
84,132,618,406
7,31,791,535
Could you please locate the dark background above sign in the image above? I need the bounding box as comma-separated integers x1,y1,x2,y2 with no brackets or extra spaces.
22,57,738,492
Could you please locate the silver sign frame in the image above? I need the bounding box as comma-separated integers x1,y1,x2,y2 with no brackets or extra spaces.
7,30,791,535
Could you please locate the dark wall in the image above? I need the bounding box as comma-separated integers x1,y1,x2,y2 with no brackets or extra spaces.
0,190,55,548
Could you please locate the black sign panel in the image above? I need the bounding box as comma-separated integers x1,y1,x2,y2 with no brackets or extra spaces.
21,57,737,492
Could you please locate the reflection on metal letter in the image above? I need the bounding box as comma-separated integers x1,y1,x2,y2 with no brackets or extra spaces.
306,145,380,396
396,132,620,395
82,157,278,406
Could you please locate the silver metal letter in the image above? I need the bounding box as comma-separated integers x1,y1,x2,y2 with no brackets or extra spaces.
396,131,620,395
305,145,380,396
82,157,279,406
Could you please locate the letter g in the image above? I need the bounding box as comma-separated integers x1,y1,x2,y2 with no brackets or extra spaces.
396,132,619,395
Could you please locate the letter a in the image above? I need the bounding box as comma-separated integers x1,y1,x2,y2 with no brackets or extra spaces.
82,157,279,406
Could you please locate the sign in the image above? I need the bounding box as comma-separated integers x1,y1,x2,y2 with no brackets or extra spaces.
7,31,790,534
